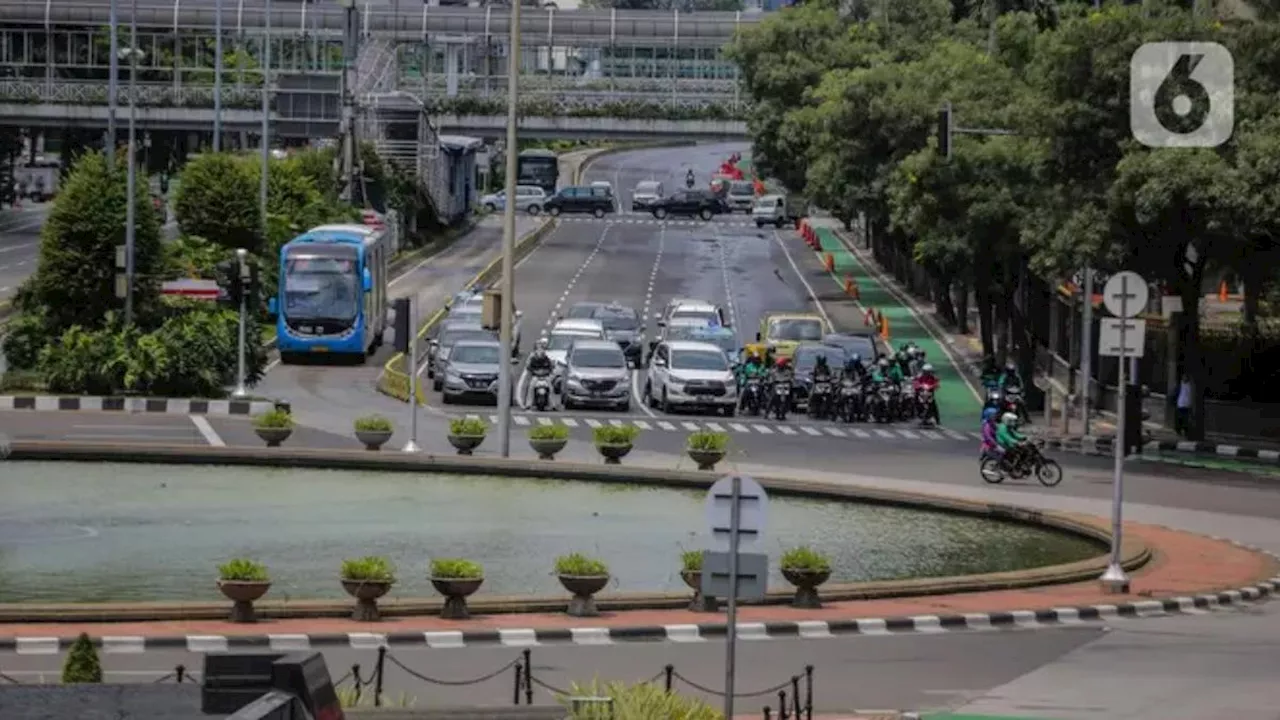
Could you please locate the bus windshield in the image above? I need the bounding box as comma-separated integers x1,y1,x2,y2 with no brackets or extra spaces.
283,256,359,322
517,154,559,193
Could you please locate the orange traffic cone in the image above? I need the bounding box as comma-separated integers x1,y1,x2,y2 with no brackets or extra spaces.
823,253,834,272
1218,280,1229,302
880,315,890,341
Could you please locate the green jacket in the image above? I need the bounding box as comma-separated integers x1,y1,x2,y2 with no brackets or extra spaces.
885,365,905,383
995,423,1025,449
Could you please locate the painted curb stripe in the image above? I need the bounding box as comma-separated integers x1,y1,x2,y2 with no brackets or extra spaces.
0,396,279,416
3,576,1274,653
1038,435,1280,464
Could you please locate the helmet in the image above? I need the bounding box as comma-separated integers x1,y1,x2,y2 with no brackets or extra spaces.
535,338,548,352
775,357,790,369
850,353,862,364
1002,412,1018,426
844,357,857,370
878,358,890,368
921,363,934,374
1005,360,1017,371
982,406,1000,422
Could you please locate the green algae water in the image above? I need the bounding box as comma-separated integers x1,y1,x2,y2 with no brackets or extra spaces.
0,462,1100,603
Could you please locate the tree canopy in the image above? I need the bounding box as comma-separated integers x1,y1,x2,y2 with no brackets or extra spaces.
732,0,1280,438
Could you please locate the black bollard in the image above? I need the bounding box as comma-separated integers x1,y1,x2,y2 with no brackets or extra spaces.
778,689,789,719
804,664,814,720
512,662,522,705
374,647,386,708
664,664,674,692
522,649,532,705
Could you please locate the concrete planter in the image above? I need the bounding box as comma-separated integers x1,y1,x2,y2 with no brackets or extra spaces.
557,574,609,617
595,443,632,465
679,570,717,612
686,448,725,471
355,429,393,451
340,579,394,621
254,427,292,448
781,568,831,609
430,577,484,620
448,434,486,456
529,437,568,460
216,580,271,623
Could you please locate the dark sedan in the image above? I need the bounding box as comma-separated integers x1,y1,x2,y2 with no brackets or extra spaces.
792,343,851,409
822,331,881,363
650,190,729,221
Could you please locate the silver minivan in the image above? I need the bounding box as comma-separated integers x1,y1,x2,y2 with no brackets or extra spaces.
631,180,665,212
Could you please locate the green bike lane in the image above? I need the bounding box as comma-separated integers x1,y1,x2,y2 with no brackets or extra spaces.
810,226,982,431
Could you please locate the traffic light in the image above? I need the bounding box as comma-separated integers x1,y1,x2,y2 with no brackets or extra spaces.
215,259,243,307
242,262,260,304
937,102,952,160
392,297,411,354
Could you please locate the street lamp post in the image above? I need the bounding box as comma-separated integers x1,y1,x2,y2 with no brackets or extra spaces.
259,0,272,230
495,2,521,458
214,0,224,150
106,0,120,166
121,0,143,327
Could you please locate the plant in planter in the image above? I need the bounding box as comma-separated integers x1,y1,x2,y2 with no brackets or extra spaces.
679,549,717,612
780,546,832,609
217,558,271,623
554,553,610,617
429,558,484,620
340,556,397,621
685,430,728,471
447,417,488,455
354,415,394,451
592,424,639,464
61,633,102,684
528,424,569,460
253,409,294,447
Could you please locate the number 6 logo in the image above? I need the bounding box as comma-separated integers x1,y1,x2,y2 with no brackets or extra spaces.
1130,42,1234,148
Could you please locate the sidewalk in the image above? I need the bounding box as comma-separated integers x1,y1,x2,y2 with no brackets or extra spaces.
811,219,1280,466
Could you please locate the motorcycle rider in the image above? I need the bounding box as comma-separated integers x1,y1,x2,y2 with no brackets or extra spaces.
998,360,1023,390
525,339,557,410
980,355,1001,389
842,354,867,383
809,355,835,414
883,355,906,385
980,406,1001,457
736,350,768,391
685,169,696,189
767,356,795,413
995,411,1029,469
912,363,941,424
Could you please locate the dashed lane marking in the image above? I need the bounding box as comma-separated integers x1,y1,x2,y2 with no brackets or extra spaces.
472,413,983,442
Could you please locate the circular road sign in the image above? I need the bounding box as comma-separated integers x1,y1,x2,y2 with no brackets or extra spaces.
1103,271,1149,319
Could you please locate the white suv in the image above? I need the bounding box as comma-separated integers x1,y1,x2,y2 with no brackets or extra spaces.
644,340,737,417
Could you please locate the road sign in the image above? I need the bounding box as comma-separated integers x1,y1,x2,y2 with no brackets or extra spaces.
1099,318,1146,357
701,551,768,601
1103,271,1149,319
704,475,768,552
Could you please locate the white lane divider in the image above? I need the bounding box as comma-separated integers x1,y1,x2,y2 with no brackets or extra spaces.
190,415,226,447
712,224,739,337
633,226,666,418
544,224,615,332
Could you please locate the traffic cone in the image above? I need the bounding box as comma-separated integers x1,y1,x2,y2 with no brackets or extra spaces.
823,253,834,272
864,307,876,327
1218,280,1228,302
880,315,890,341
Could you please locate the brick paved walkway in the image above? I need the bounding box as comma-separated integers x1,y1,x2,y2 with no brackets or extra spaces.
1,519,1272,639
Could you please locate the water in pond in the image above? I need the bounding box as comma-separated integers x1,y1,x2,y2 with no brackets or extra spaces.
0,463,1102,603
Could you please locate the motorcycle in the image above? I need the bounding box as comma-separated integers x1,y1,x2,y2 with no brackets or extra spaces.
530,373,553,412
741,377,763,416
979,442,1063,487
916,387,939,426
839,378,863,423
685,174,696,189
770,380,792,421
808,378,834,420
868,384,893,423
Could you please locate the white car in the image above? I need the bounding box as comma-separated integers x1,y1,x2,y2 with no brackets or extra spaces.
544,318,607,369
479,185,547,214
451,291,524,358
656,299,729,329
644,340,737,417
630,180,664,212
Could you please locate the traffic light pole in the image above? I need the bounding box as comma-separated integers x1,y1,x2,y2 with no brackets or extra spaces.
403,297,421,453
232,248,249,398
937,101,1016,161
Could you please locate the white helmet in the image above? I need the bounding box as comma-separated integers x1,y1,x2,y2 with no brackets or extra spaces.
535,338,548,352
1001,412,1018,426
921,363,934,374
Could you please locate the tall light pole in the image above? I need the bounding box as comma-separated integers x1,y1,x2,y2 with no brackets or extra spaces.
214,0,224,151
259,0,272,228
495,2,521,458
106,0,119,165
122,0,142,327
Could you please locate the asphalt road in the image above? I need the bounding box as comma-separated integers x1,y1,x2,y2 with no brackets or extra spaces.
0,203,49,301
0,626,1109,713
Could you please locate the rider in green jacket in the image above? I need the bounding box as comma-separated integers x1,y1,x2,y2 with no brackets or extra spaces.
995,412,1027,466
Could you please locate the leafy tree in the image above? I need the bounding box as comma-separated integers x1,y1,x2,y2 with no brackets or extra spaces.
61,633,103,684
22,150,163,334
283,147,341,202
174,152,260,254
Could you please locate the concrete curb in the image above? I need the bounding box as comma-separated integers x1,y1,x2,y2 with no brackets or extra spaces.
1,575,1275,654
0,396,283,416
1033,434,1280,464
0,442,1187,622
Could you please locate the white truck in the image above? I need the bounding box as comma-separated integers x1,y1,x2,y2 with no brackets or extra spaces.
752,193,808,229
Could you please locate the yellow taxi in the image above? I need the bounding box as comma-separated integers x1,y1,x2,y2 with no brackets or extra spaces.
749,312,830,359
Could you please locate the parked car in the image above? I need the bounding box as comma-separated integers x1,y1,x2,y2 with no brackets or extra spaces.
429,324,498,385
561,339,632,411
752,193,808,229
438,340,505,405
479,185,547,214
643,340,738,416
650,190,728,221
630,180,665,212
543,185,616,218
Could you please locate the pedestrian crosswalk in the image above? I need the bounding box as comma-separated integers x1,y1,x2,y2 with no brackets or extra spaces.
556,216,761,229
451,412,978,442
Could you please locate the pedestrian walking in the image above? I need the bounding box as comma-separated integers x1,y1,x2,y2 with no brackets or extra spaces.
1175,373,1192,437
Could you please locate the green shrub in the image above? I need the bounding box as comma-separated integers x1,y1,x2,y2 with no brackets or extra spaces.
686,430,728,452
780,546,831,573
430,558,484,579
164,235,228,279
218,558,268,582
680,550,703,573
355,415,393,432
254,408,294,429
529,424,569,440
555,553,609,576
341,556,396,583
174,152,261,253
450,417,488,436
0,311,53,371
559,679,723,720
592,424,639,446
61,633,103,684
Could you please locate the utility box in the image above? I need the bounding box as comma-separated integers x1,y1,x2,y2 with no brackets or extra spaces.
482,288,502,331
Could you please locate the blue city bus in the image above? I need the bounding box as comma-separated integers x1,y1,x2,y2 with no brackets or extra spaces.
517,149,559,194
270,223,391,363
